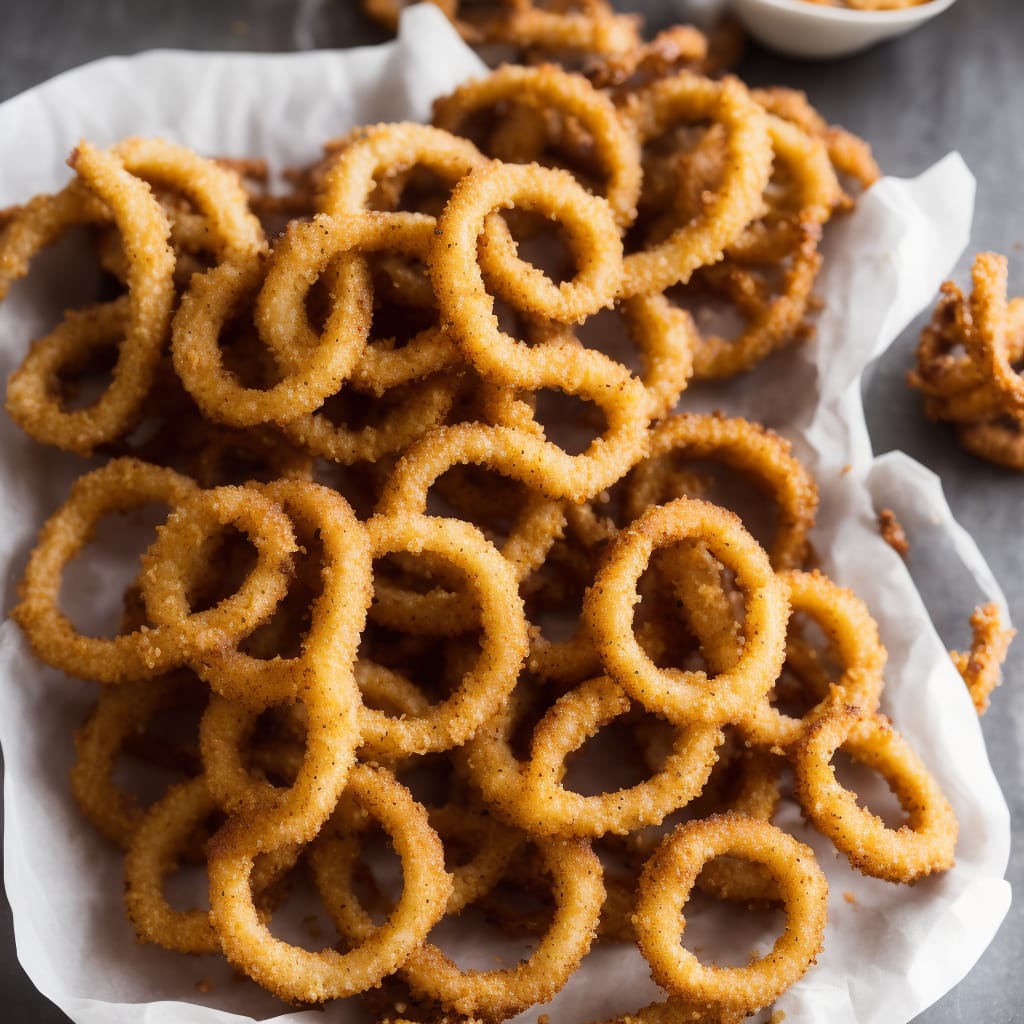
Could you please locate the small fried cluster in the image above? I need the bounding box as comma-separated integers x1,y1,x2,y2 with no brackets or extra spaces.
1,38,961,1024
363,0,645,64
363,1,750,88
909,252,1024,470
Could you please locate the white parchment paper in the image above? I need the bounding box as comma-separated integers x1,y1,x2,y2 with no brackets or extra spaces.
0,7,1011,1023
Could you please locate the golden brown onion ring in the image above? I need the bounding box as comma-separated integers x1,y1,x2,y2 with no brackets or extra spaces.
585,497,789,728
634,814,827,1016
6,143,175,454
793,704,958,884
433,63,642,227
619,73,773,298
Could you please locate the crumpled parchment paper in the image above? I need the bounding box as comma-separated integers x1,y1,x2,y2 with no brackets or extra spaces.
0,7,1010,1024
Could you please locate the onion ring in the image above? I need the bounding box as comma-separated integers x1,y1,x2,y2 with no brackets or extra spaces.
625,413,818,570
432,63,642,227
619,73,773,298
633,814,827,1016
430,161,624,383
123,777,222,955
6,143,175,454
206,491,371,1000
352,834,606,1019
584,497,789,727
72,673,205,848
11,458,209,682
513,674,723,837
358,511,529,757
220,762,454,1004
793,704,958,883
137,484,299,670
183,479,375,713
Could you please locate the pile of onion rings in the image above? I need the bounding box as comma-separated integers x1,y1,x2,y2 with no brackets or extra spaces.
1,14,980,1023
909,251,1024,471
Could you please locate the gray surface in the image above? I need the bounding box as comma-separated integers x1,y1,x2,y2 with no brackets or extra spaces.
0,0,1020,1019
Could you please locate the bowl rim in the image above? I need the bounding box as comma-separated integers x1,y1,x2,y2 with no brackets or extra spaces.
736,0,957,27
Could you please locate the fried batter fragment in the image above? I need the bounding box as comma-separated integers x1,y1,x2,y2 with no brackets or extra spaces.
950,602,1016,715
877,507,909,558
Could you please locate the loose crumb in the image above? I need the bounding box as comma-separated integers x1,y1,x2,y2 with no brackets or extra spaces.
877,508,910,558
843,891,857,905
539,1016,551,1024
841,463,852,476
770,1012,787,1024
196,979,212,994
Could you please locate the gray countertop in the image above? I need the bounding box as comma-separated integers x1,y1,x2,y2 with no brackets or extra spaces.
1,0,1020,1020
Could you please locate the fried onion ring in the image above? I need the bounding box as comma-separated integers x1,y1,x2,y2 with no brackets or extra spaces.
619,73,773,298
793,705,958,883
6,143,175,454
634,814,827,1016
585,497,789,727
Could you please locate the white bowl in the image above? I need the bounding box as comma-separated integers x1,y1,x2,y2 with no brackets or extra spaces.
733,0,957,59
